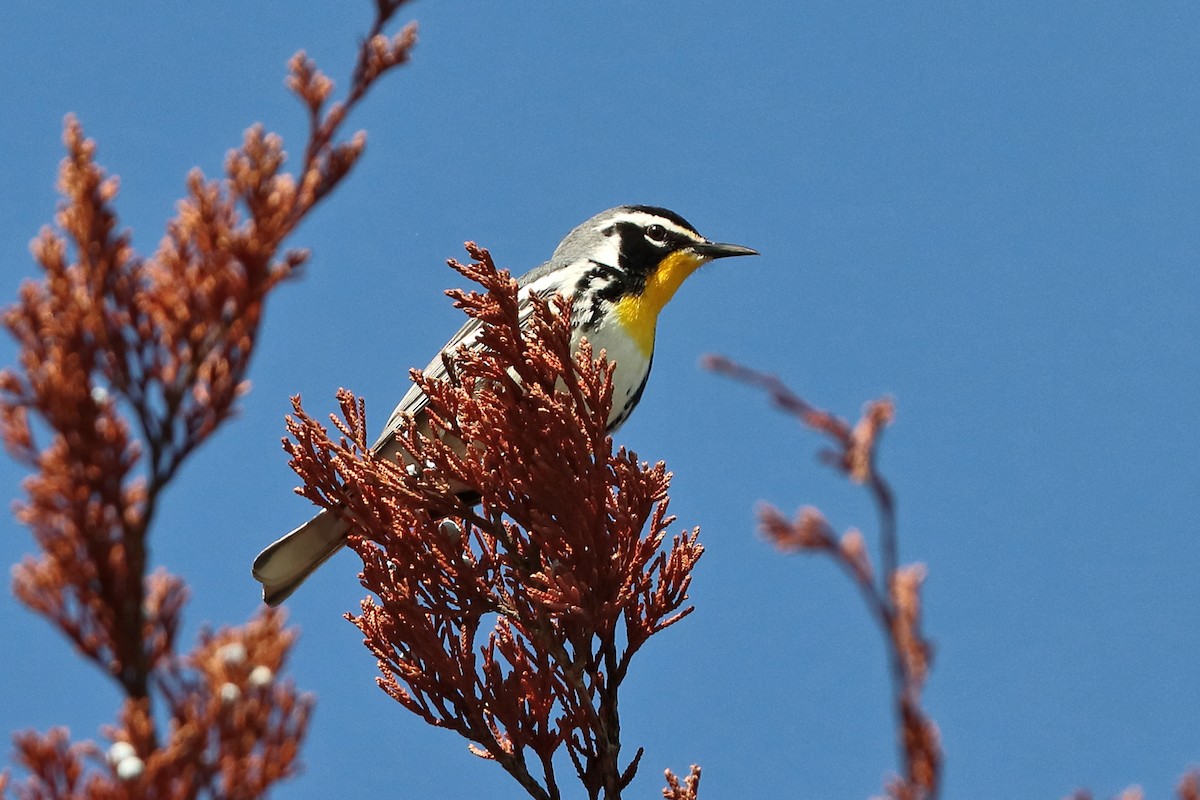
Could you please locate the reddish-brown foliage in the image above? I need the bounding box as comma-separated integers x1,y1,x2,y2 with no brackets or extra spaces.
705,355,940,800
11,610,308,800
283,245,704,800
1066,769,1200,800
707,356,1199,799
662,766,701,800
0,2,414,796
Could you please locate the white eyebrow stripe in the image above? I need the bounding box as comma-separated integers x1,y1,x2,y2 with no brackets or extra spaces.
594,211,705,242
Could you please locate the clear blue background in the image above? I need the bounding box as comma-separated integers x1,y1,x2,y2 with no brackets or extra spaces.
2,2,1197,798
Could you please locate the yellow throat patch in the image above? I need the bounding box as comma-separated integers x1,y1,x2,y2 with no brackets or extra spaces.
613,250,709,357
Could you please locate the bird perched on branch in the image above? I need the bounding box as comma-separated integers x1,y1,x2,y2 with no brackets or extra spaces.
253,205,757,604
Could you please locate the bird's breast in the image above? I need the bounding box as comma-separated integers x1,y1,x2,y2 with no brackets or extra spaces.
573,319,652,430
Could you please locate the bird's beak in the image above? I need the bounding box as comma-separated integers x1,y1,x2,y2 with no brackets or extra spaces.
692,241,759,259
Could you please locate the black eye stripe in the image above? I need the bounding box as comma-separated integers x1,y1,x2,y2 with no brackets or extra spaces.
623,205,699,236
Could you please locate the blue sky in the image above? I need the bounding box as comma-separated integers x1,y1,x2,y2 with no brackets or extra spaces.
2,2,1198,798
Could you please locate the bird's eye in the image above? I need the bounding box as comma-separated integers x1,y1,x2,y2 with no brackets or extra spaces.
646,224,668,242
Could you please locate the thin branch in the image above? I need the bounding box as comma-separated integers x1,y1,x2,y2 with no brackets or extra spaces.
704,353,938,800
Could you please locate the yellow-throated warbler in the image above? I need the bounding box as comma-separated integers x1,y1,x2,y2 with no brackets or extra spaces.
253,205,757,604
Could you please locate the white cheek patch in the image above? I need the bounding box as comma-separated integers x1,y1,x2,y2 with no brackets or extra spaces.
581,231,623,268
523,261,595,300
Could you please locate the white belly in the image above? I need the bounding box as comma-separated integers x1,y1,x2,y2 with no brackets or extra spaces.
575,315,652,430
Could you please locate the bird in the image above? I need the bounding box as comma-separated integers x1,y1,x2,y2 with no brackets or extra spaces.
252,205,757,605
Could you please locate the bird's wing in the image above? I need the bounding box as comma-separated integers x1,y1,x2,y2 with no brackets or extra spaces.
371,314,482,452
371,281,551,453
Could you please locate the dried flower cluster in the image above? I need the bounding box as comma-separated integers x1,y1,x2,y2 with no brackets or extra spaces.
1,2,414,796
707,355,1200,800
283,245,704,800
10,610,309,799
1066,789,1147,800
704,355,940,800
1065,770,1200,800
662,766,702,800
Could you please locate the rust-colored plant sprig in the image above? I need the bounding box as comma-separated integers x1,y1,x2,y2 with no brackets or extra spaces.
705,356,1199,799
11,609,309,799
283,245,704,800
662,765,702,800
704,354,940,800
1065,769,1200,800
1,1,415,796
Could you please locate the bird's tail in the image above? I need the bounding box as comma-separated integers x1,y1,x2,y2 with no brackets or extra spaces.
252,509,348,606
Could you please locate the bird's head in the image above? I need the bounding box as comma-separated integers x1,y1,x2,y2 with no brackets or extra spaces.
548,205,757,355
